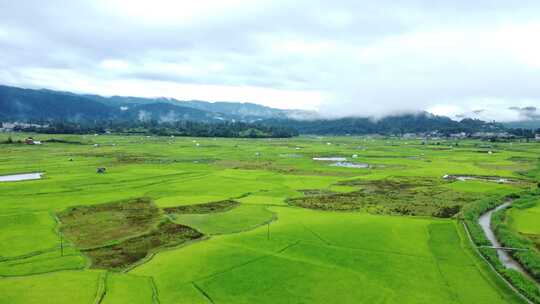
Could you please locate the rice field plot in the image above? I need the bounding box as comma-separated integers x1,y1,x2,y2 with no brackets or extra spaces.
508,197,540,249
1,133,539,303
509,200,540,235
133,207,523,303
169,203,274,235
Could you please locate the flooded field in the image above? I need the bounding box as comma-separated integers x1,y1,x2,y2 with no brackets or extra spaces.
443,175,524,184
312,157,346,161
0,172,43,182
330,162,369,168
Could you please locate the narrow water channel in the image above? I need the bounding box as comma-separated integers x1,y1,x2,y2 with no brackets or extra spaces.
478,202,537,284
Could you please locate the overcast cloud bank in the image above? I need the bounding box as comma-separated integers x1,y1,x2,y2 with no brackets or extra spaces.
1,0,540,121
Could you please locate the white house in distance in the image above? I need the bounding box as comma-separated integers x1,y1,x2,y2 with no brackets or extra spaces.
25,137,42,145
535,134,540,141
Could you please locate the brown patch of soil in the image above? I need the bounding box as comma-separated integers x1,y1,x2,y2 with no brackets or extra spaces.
83,221,202,270
298,189,337,196
57,197,204,270
58,197,161,248
163,199,240,214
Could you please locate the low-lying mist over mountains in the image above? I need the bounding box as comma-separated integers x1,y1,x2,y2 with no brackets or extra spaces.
1,84,538,136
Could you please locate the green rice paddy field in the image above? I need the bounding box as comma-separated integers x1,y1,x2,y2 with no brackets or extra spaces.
508,197,540,250
509,202,540,235
1,133,539,303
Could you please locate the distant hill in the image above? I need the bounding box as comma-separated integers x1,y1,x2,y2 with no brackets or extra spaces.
0,85,112,121
261,114,504,135
503,120,540,129
0,85,313,123
118,103,220,123
0,84,521,136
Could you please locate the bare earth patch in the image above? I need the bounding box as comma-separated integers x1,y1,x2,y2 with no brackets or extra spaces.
83,221,202,269
163,199,240,214
58,197,162,248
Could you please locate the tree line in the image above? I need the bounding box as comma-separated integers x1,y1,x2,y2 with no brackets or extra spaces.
5,120,298,138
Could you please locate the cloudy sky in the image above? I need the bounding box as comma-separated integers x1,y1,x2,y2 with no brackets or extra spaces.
1,0,540,121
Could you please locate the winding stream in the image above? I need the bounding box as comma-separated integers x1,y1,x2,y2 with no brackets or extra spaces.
478,202,537,283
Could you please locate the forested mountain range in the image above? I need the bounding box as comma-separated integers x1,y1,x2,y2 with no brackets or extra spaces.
261,114,504,135
0,84,532,136
0,85,309,123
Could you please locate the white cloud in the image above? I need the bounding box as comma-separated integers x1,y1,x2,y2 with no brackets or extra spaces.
100,59,130,71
